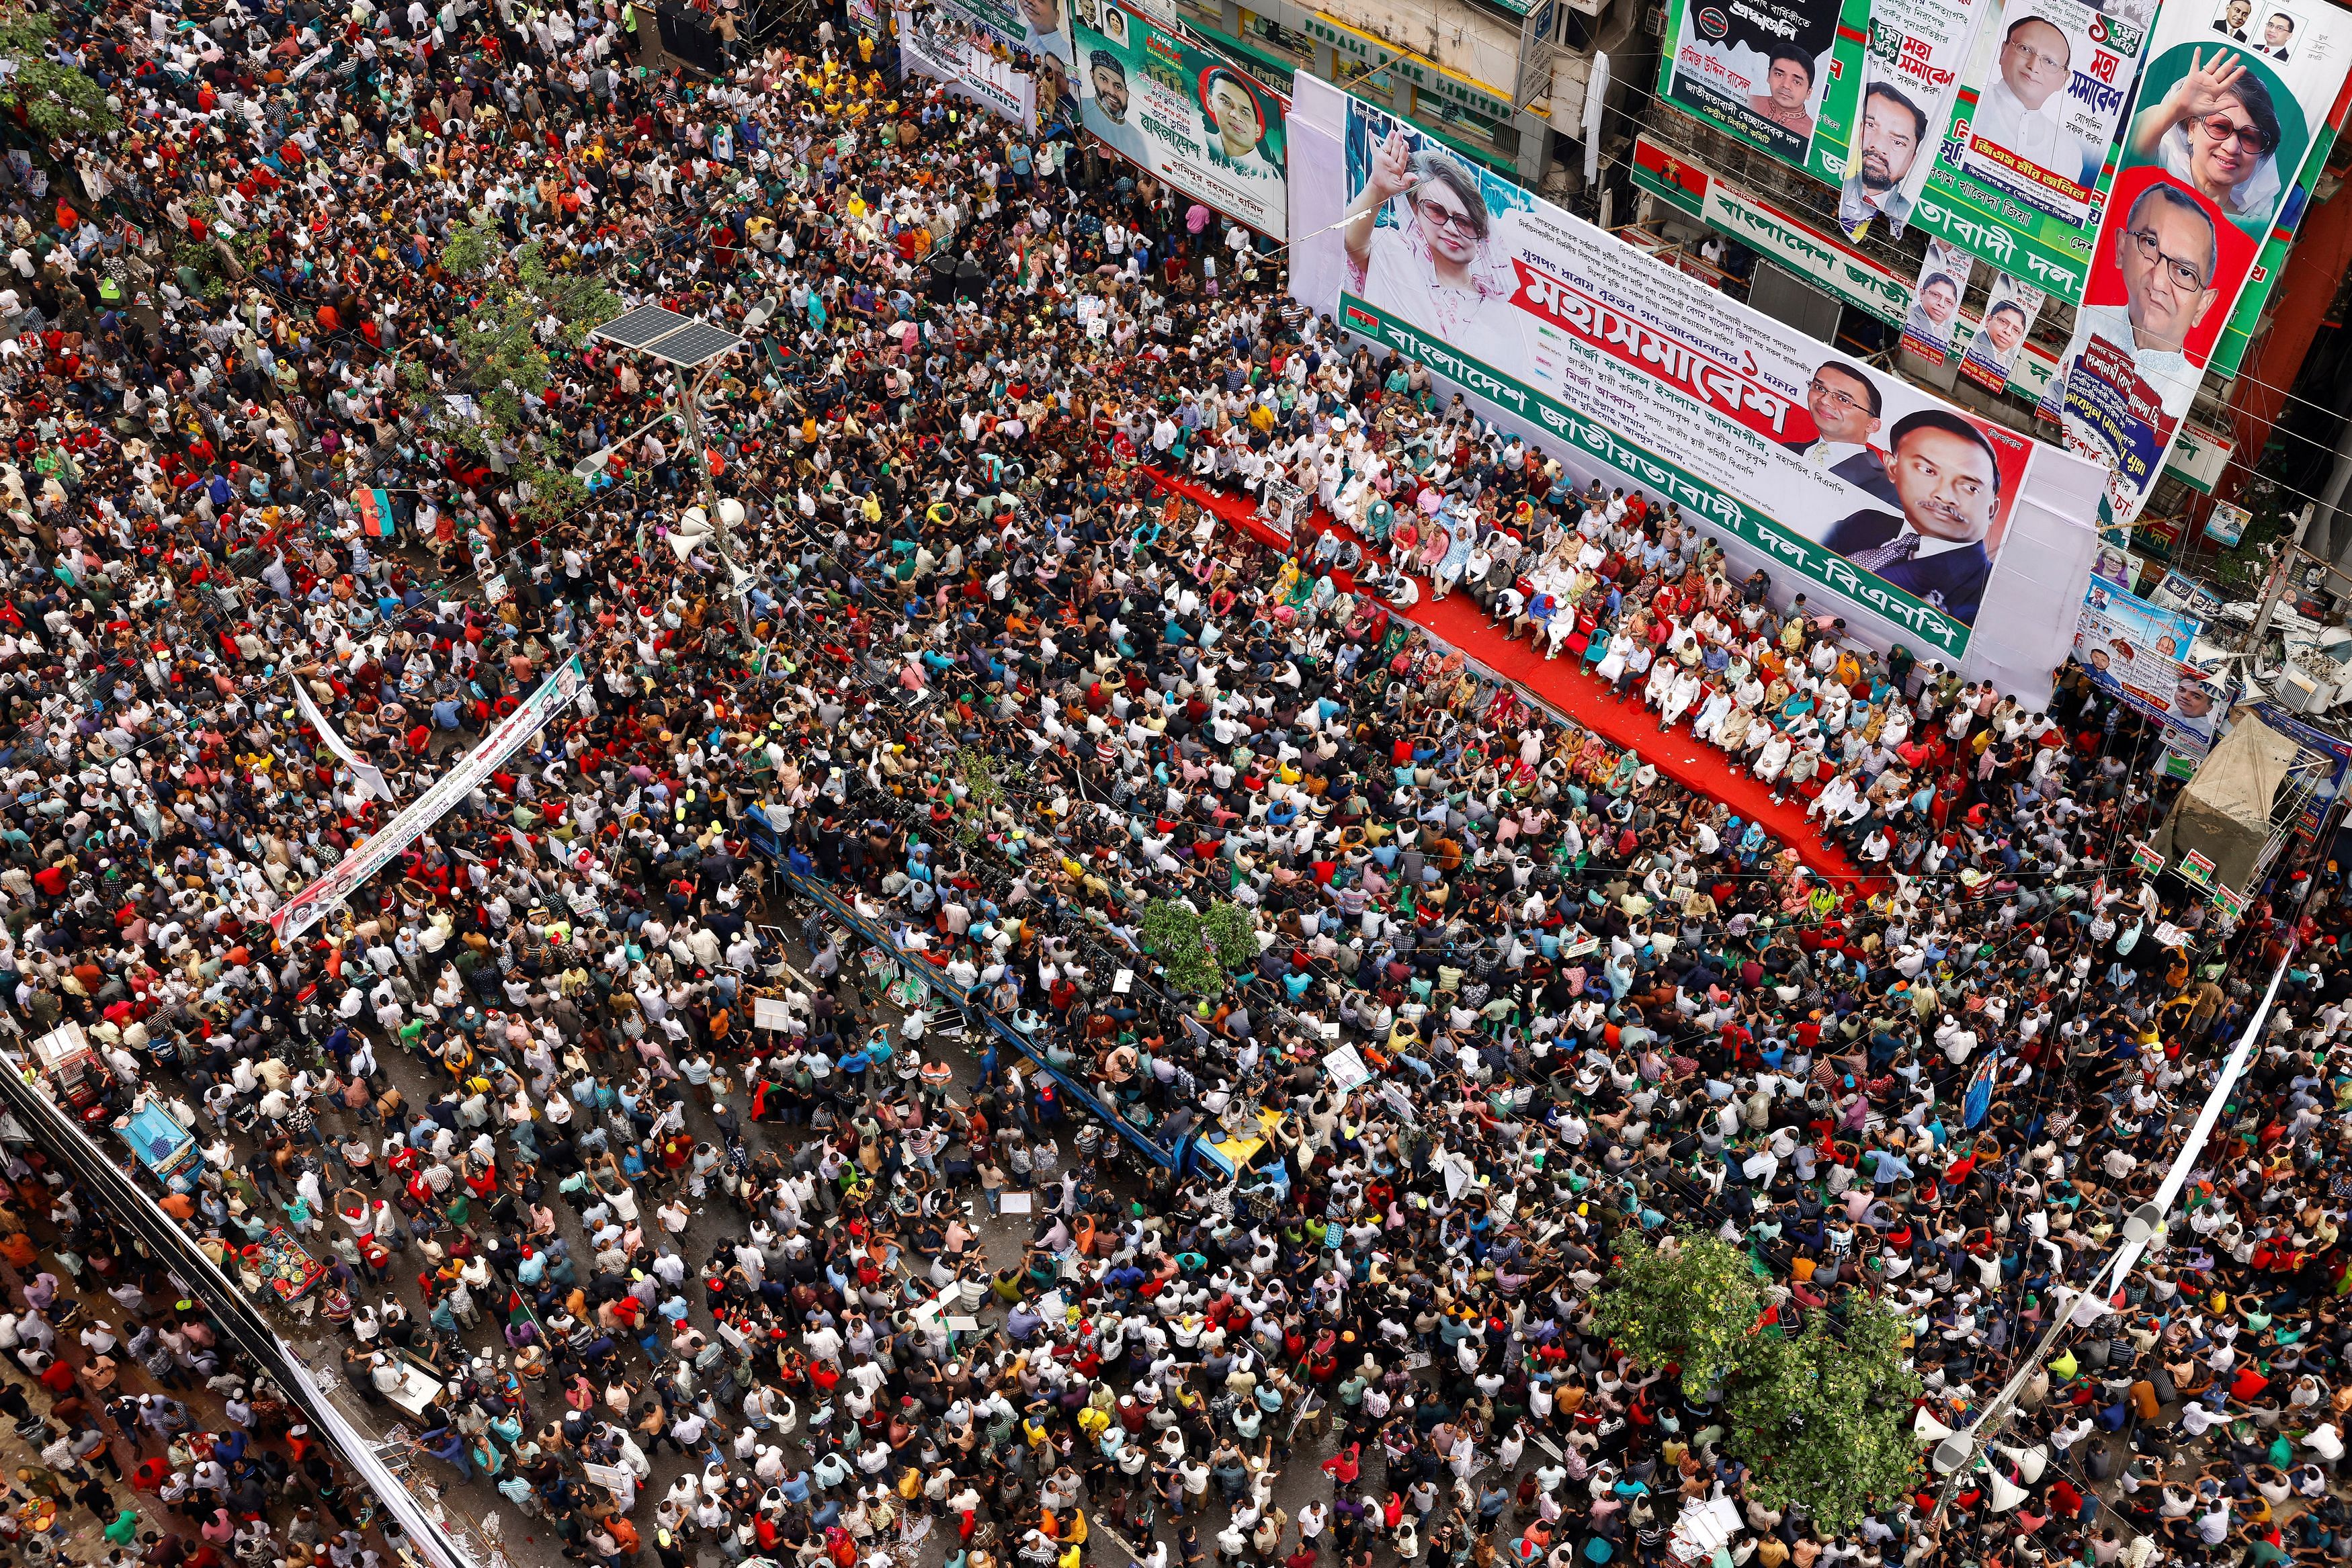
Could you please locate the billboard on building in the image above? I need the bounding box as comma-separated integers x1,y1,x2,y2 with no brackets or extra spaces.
1837,0,1999,238
1654,0,1867,186
2056,0,2352,525
1910,0,2155,302
1288,74,2106,698
1070,0,1288,237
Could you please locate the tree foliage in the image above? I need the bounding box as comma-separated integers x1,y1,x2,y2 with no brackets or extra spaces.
1595,1233,1921,1536
1140,898,1257,996
1592,1232,1765,1402
1723,1298,1922,1536
0,13,119,144
437,222,620,527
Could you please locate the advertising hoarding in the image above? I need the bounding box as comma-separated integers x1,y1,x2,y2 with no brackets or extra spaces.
1073,0,1289,238
2073,577,2224,753
1910,0,2155,302
2055,1,2351,526
1290,75,2105,695
1654,0,1868,186
1838,0,1998,238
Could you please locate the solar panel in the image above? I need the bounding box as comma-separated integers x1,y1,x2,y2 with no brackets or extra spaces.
641,320,744,368
591,304,694,349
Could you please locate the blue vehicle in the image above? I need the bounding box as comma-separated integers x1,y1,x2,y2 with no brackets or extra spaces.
118,1101,202,1184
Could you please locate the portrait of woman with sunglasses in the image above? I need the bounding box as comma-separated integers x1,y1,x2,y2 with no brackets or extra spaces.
2128,46,2288,225
1341,128,1523,370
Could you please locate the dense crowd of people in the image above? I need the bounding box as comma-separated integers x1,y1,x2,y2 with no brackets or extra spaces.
0,12,2337,1568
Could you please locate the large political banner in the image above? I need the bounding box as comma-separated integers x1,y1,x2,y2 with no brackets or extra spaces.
1837,0,1997,238
2056,0,2352,526
1910,0,2155,302
1654,0,1869,187
1288,75,2105,696
1070,0,1288,237
2212,87,2349,376
2074,577,2224,753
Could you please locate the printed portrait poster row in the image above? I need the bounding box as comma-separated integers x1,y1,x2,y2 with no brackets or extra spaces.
1283,74,2105,705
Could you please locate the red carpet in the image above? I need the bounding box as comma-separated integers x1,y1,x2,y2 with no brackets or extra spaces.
1144,471,1862,883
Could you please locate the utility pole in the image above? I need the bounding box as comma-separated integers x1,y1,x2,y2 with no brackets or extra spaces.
672,357,755,643
2243,502,2317,652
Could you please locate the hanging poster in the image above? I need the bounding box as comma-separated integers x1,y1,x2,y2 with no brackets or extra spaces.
2073,576,2224,752
2205,498,2250,543
1653,0,1867,187
1910,0,2156,302
1900,236,1978,363
2055,1,2352,526
1957,269,2048,390
1838,0,1997,238
1072,0,1289,238
1291,75,2107,698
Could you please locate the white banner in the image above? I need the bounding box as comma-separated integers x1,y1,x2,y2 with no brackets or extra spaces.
291,677,396,805
897,1,1042,130
1288,76,2105,689
269,656,589,942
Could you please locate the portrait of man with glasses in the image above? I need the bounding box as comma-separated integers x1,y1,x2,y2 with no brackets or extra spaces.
1968,13,2096,187
2068,181,2222,424
1778,362,1900,509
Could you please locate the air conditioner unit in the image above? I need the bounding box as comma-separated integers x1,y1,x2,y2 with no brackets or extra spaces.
2276,659,2337,714
1644,3,1666,30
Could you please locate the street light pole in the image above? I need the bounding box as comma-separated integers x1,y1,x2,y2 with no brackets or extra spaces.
583,298,777,656
673,357,755,645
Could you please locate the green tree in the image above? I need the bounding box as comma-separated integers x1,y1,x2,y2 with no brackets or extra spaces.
1722,1297,1922,1536
433,222,621,529
1592,1231,1765,1401
1140,898,1258,996
0,12,118,144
